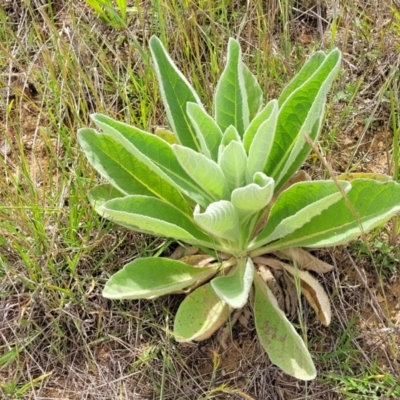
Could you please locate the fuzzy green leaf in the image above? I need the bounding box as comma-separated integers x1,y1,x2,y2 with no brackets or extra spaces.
242,62,263,120
87,184,124,216
218,140,247,191
231,173,274,213
194,200,240,242
214,38,249,135
211,257,254,308
90,113,211,206
102,195,214,247
186,102,223,161
243,100,277,152
278,52,327,106
270,179,400,249
172,145,230,201
149,36,202,151
251,180,351,249
78,128,189,213
103,257,218,299
174,283,231,342
253,272,316,380
245,100,278,182
265,49,341,190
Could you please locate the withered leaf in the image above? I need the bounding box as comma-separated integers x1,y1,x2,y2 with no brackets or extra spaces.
276,248,334,274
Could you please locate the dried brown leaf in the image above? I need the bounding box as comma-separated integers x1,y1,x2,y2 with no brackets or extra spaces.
275,248,334,274
281,263,331,326
255,257,331,326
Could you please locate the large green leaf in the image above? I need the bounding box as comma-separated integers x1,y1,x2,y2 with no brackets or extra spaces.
102,257,218,299
78,129,189,213
245,100,278,183
87,184,124,216
278,52,327,106
214,38,249,136
265,49,341,190
211,257,254,308
250,180,351,250
242,62,263,120
149,36,202,151
186,102,223,161
90,113,211,207
102,195,215,247
174,282,231,342
267,179,400,249
243,100,277,152
253,272,316,380
172,145,230,201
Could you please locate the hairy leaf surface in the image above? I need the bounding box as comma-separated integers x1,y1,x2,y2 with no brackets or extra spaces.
90,113,210,206
194,200,240,242
174,283,231,342
173,145,230,201
253,272,316,380
186,102,223,161
215,38,248,135
211,257,254,308
78,129,189,212
149,36,202,150
251,180,351,249
265,49,341,189
102,195,214,246
103,257,218,299
270,179,400,249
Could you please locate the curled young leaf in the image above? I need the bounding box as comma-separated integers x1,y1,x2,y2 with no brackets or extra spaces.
231,173,274,213
194,200,240,242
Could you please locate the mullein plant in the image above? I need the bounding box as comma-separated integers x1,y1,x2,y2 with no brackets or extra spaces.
78,37,400,380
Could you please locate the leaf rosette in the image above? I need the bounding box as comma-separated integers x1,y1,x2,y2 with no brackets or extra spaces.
78,37,400,380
